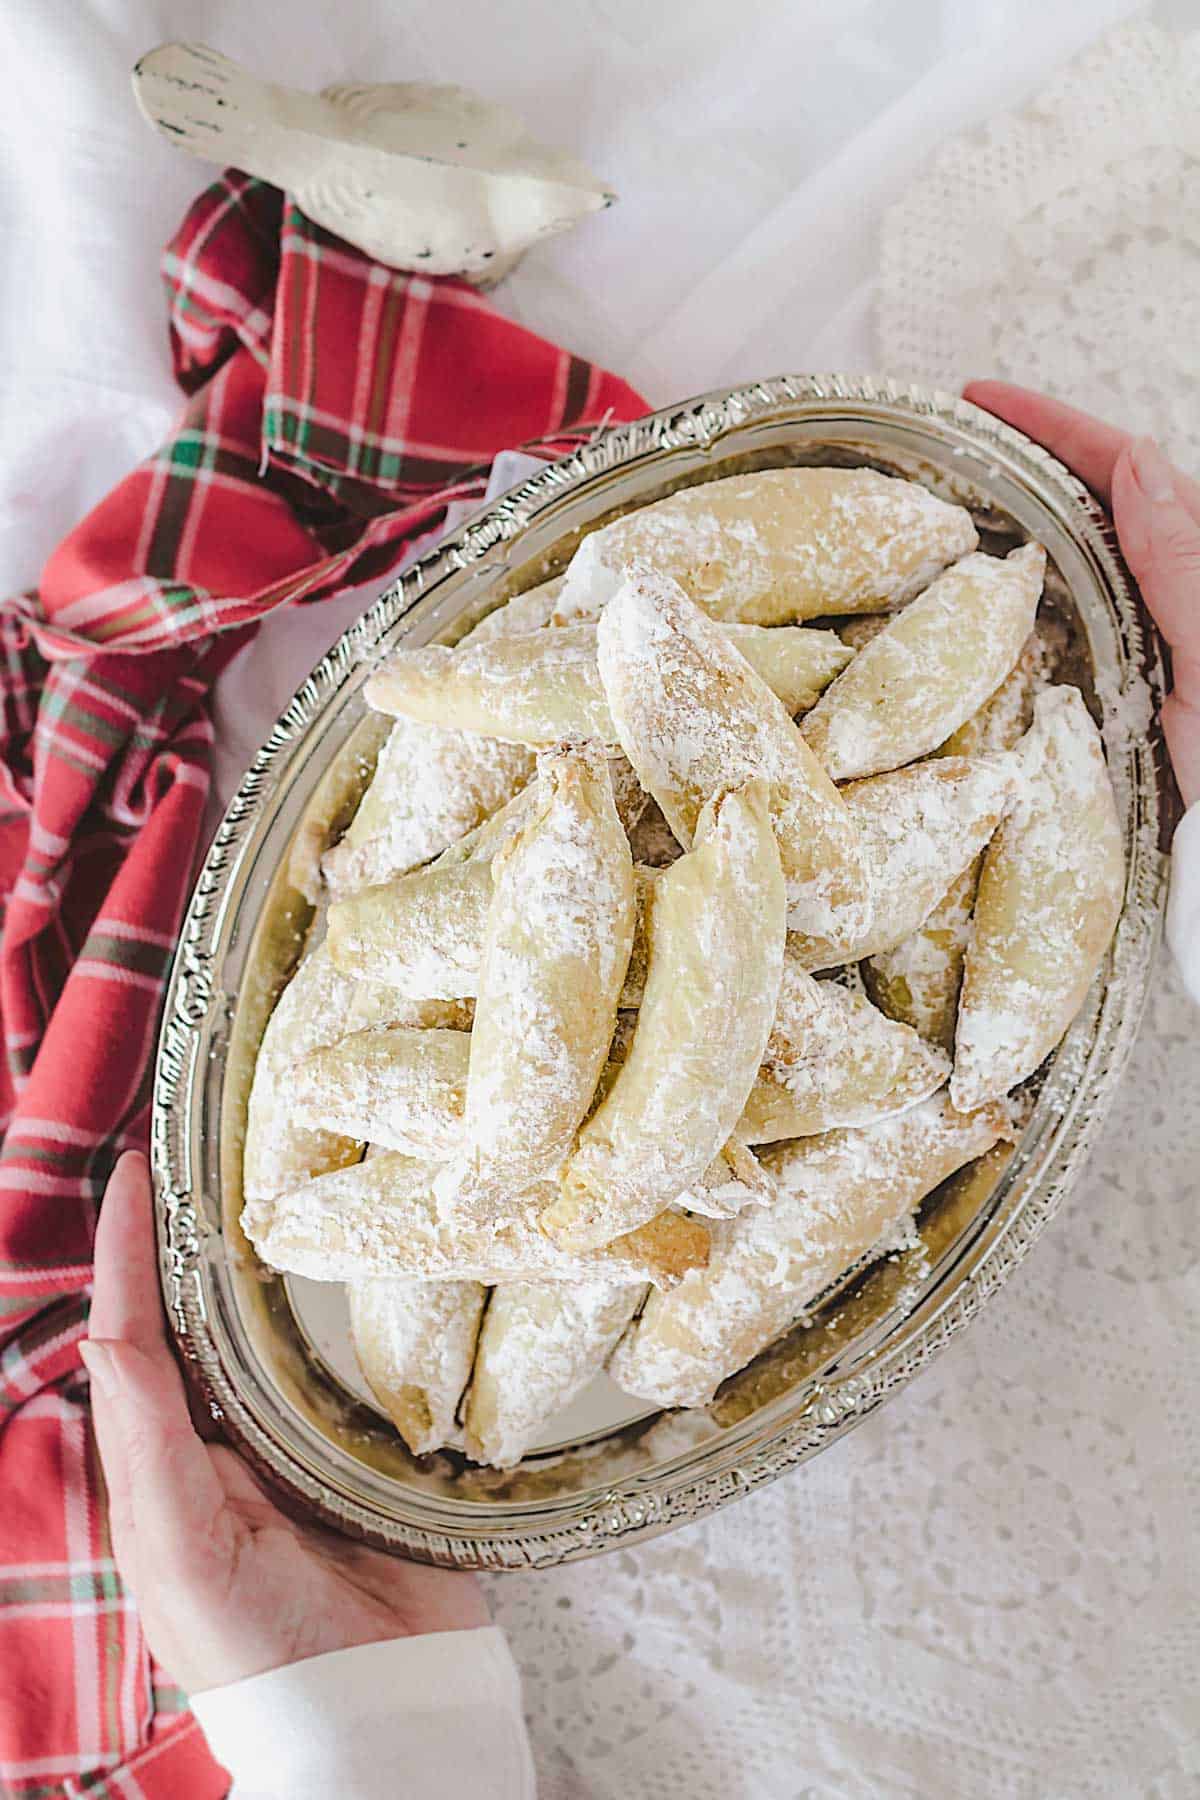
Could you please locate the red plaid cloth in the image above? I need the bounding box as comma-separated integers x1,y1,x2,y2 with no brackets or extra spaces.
0,170,645,1797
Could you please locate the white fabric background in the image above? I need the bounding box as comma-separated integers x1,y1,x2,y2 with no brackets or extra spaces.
2,3,1198,1795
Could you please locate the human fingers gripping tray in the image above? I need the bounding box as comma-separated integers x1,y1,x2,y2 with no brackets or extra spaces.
153,379,1171,1566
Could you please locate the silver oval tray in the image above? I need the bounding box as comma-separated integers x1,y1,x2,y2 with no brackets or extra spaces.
151,375,1175,1569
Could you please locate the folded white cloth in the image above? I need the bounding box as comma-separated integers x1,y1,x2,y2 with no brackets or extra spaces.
190,1627,535,1800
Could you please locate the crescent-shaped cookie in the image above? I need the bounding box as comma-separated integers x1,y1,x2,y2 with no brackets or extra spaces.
325,778,536,994
542,780,785,1251
320,584,563,897
326,758,648,999
349,1277,485,1457
951,685,1124,1108
801,543,1045,780
242,938,447,1209
463,1282,644,1469
456,743,636,1200
609,1093,1010,1408
320,715,534,900
863,628,1056,1046
243,940,365,1211
295,1026,471,1157
788,752,1018,970
365,622,852,746
292,1015,761,1178
737,964,950,1142
860,867,977,1053
248,1151,709,1288
555,467,978,624
596,567,872,947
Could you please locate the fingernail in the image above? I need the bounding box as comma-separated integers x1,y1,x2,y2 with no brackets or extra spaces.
80,1341,120,1401
1131,437,1175,504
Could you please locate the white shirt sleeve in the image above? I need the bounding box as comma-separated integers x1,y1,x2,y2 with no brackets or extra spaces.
189,1625,536,1799
1167,803,1200,1005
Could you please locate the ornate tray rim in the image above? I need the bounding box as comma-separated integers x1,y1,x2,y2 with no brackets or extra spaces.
151,372,1173,1569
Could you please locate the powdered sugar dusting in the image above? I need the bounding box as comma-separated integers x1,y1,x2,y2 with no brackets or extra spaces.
464,577,563,644
740,963,950,1141
790,753,1018,969
597,566,873,947
862,865,977,1051
676,1139,777,1219
321,713,534,897
610,1092,1008,1408
465,1281,643,1468
367,627,614,746
861,624,1062,1047
294,1025,470,1157
952,685,1124,1108
459,743,636,1198
327,858,495,998
242,936,421,1231
322,583,567,896
348,1276,484,1456
802,544,1045,780
256,1152,708,1287
1094,663,1155,758
548,781,785,1248
556,467,978,624
941,622,1061,758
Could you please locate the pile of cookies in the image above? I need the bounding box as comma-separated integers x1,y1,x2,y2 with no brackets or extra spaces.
240,468,1124,1469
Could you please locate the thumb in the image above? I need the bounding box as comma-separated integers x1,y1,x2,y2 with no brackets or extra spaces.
1113,439,1200,654
1112,439,1200,809
82,1337,230,1598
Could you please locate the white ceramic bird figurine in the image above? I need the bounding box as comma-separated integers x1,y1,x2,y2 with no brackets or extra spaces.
132,43,615,284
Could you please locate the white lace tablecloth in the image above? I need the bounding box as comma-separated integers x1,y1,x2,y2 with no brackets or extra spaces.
4,2,1197,1793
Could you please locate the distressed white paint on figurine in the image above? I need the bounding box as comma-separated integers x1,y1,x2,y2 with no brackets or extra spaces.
132,43,615,283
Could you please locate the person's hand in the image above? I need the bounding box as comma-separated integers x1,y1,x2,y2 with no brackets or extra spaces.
963,382,1200,809
81,1151,488,1696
